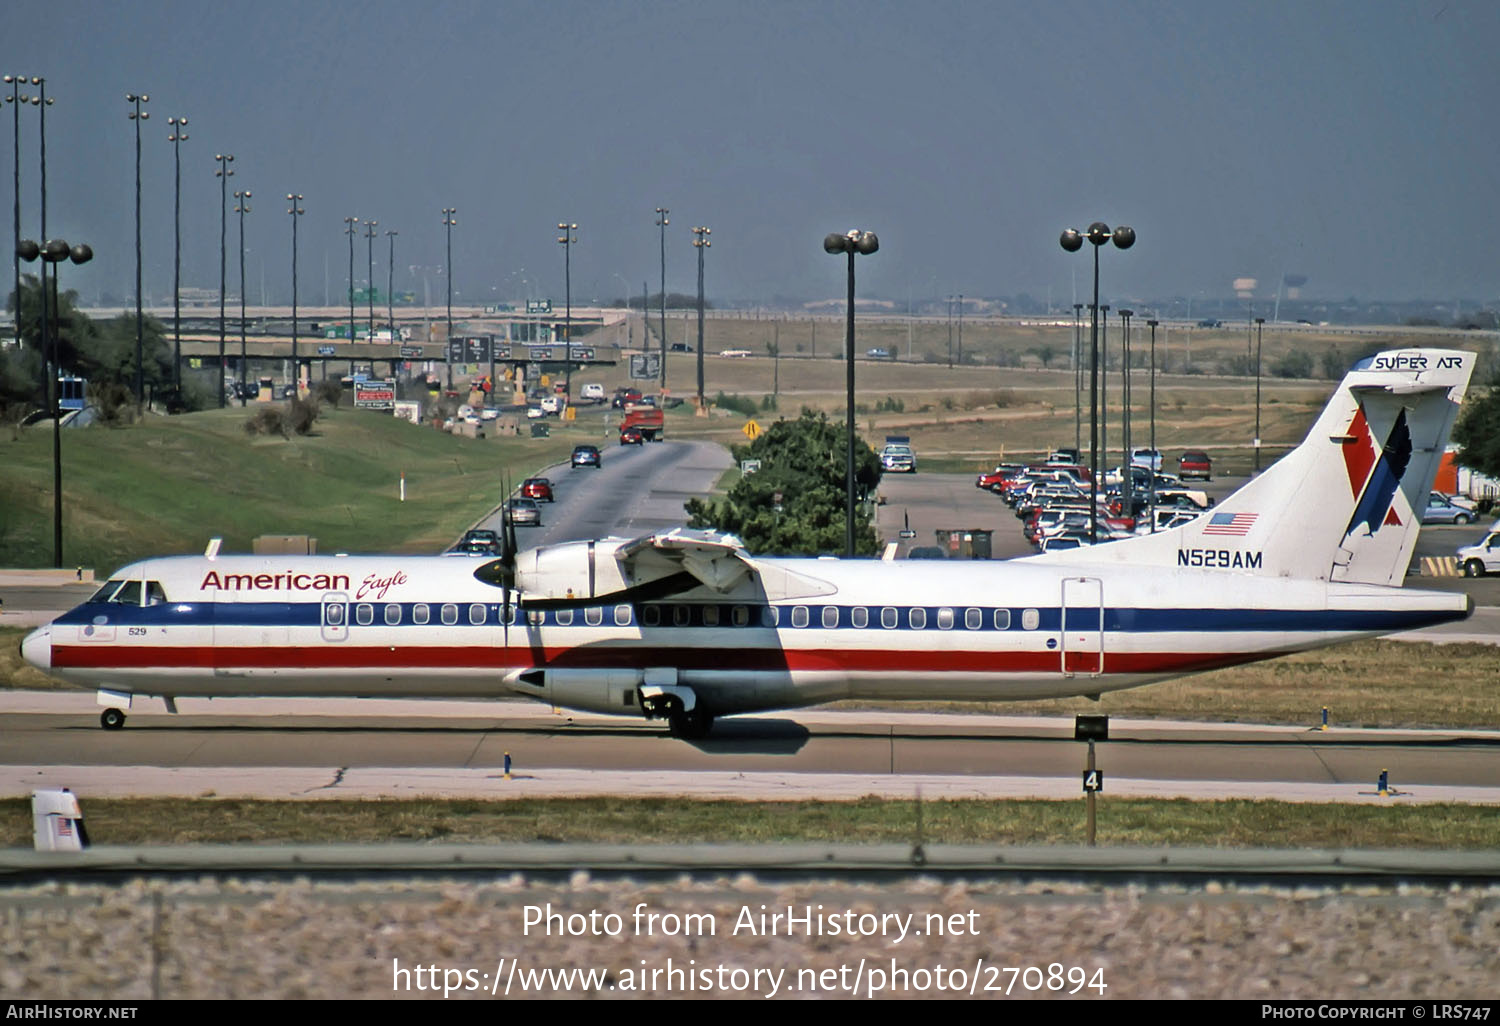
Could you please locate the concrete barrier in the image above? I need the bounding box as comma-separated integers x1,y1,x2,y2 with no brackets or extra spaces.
0,568,95,585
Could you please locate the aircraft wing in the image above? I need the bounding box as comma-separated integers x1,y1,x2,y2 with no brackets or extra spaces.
509,528,836,608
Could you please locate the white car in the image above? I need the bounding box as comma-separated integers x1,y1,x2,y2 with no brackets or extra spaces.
1131,448,1163,472
1457,522,1500,577
581,383,605,401
526,406,545,419
540,395,566,414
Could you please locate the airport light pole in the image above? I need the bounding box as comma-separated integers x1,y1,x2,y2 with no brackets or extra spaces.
1147,318,1158,531
167,117,187,391
287,195,303,389
126,92,148,407
692,225,709,409
18,238,91,568
385,229,397,342
442,207,455,388
946,295,955,367
1119,308,1133,477
655,206,668,389
558,221,578,397
214,153,233,407
235,190,251,404
364,219,378,336
344,216,359,378
823,228,879,559
1060,222,1136,544
1099,304,1109,487
1254,316,1265,472
1073,302,1084,454
957,293,963,366
3,75,22,349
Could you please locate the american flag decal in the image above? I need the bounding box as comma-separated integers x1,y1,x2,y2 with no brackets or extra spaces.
1202,512,1258,536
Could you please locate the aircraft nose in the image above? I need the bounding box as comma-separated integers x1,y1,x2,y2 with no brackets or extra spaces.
21,625,51,670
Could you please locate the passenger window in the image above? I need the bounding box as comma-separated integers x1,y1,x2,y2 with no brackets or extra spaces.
1022,608,1040,630
792,606,809,628
643,606,661,627
468,603,486,625
852,607,868,629
965,608,982,630
909,608,927,630
673,605,691,627
326,603,345,626
994,609,1011,630
585,607,603,627
762,606,780,627
732,606,749,627
614,604,632,626
356,604,373,626
441,604,458,626
821,606,839,629
937,607,954,630
557,609,573,627
384,603,401,625
413,603,430,625
703,606,720,627
528,609,544,626
881,607,897,629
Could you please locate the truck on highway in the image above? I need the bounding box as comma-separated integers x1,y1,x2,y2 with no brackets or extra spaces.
620,406,665,443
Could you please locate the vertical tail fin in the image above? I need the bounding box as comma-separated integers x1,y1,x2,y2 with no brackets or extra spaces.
1044,348,1475,584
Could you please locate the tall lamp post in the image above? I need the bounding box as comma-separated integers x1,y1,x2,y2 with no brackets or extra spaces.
1146,318,1159,530
441,208,456,388
1119,308,1133,476
343,216,359,379
18,238,92,568
1073,302,1084,453
3,75,25,349
692,226,709,409
655,206,668,389
234,189,251,404
363,219,378,336
823,228,879,559
1059,221,1135,543
287,195,303,389
1254,316,1265,472
167,117,187,391
557,221,577,397
214,153,233,407
126,92,148,406
957,293,964,366
385,228,397,342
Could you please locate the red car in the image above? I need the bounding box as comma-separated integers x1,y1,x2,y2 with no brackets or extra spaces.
1178,450,1212,481
520,478,554,502
976,463,1025,492
620,428,645,445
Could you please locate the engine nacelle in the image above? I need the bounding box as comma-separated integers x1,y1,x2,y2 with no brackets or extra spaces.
505,666,644,715
513,538,635,603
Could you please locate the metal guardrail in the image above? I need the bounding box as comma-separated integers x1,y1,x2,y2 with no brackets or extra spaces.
3,843,1498,883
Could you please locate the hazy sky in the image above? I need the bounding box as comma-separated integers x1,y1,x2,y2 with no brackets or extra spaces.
10,0,1500,310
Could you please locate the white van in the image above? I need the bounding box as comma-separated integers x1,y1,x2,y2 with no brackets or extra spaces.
581,383,605,402
1456,521,1500,577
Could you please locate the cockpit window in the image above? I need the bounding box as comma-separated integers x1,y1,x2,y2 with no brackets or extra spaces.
91,580,126,603
145,581,167,606
109,581,144,606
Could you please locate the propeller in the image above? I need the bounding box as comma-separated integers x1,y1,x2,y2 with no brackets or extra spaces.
501,474,518,644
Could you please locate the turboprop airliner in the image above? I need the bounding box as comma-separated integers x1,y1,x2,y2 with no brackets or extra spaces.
20,348,1476,738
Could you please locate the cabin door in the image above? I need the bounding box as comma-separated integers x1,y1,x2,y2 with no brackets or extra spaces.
1060,577,1104,677
320,592,349,642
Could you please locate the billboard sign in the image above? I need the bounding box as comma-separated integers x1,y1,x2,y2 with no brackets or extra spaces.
354,379,397,410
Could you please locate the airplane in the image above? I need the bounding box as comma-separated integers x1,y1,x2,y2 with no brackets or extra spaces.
20,347,1476,739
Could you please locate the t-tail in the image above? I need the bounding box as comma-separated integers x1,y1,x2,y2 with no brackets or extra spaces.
1042,348,1476,585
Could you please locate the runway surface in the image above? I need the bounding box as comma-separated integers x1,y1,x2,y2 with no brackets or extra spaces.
3,694,1496,804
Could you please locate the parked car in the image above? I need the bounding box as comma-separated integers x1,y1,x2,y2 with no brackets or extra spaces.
1457,523,1500,577
1048,448,1081,465
1131,448,1163,472
976,463,1026,492
571,444,602,468
1178,450,1213,481
502,497,542,526
670,343,693,352
521,478,554,502
1423,492,1476,525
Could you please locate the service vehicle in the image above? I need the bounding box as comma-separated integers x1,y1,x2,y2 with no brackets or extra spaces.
620,407,665,442
1457,522,1500,577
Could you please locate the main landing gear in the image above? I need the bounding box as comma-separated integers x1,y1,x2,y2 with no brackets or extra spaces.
667,707,715,741
100,708,126,731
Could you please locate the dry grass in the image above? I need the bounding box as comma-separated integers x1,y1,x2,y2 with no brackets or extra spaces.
1,795,1494,849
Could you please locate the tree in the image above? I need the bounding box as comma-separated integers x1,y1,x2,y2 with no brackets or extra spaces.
1453,374,1500,480
685,409,884,556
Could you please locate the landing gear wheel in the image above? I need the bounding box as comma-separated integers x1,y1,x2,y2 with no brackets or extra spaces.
668,708,714,740
100,708,126,731
1464,559,1486,578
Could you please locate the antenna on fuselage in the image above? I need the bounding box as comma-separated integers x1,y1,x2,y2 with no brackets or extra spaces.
204,538,222,560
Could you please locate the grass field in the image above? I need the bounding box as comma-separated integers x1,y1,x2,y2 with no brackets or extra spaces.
2,795,1494,849
0,403,586,571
